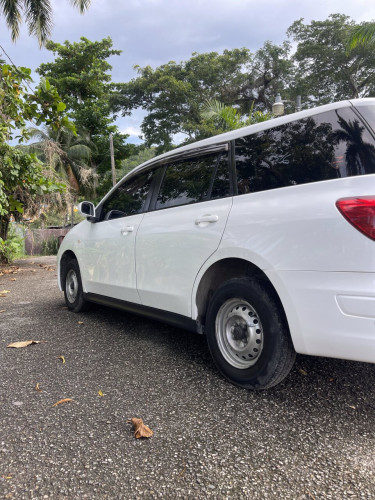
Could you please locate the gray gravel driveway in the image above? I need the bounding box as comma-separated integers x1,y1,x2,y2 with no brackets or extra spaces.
0,256,374,499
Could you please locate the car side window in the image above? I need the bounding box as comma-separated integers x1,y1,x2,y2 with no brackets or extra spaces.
235,108,375,195
100,169,155,220
155,152,230,210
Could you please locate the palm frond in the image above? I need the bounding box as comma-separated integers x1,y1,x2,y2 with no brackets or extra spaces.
68,0,91,13
26,126,50,142
201,99,227,119
0,0,22,42
24,0,53,47
67,144,92,162
347,22,375,52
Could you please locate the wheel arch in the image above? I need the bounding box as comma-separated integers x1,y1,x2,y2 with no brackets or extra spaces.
58,250,78,290
194,257,293,343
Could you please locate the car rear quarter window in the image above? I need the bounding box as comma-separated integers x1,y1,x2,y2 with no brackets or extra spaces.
235,107,375,195
155,152,230,209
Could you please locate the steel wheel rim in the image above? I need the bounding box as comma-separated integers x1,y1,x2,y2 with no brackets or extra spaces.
66,269,78,303
215,298,264,369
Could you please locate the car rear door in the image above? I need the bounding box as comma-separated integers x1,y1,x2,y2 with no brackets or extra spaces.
136,145,233,317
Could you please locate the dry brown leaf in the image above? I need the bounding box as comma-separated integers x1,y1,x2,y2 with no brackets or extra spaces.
10,278,16,281
0,290,10,297
0,310,6,313
77,321,84,325
57,355,66,364
7,340,46,348
35,383,42,392
52,398,73,407
128,417,153,439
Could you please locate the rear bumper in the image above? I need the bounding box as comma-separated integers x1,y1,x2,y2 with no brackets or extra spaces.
267,270,375,363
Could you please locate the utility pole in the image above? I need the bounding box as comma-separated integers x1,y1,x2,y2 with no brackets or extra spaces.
109,133,116,187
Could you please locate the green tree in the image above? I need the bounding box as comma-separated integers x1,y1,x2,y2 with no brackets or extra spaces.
112,44,292,152
288,14,375,106
250,41,294,110
0,64,69,243
37,37,136,197
1,0,91,46
26,125,96,196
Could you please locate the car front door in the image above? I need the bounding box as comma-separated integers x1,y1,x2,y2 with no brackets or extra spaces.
80,169,155,303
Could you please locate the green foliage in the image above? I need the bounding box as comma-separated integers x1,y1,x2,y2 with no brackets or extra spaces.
0,63,69,240
347,22,375,52
112,44,292,152
37,37,121,132
106,14,375,154
1,0,91,46
37,37,135,186
201,100,273,134
26,125,96,196
0,227,24,264
41,236,59,256
288,14,375,106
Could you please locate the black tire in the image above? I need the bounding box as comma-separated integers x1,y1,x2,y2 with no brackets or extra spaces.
62,258,89,313
206,277,296,390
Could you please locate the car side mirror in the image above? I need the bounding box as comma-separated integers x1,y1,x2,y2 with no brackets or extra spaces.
78,201,98,222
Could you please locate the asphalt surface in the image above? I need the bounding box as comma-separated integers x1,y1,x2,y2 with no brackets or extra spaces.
0,256,375,500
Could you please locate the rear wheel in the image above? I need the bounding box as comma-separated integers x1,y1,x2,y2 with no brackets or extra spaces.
63,258,89,313
206,278,295,390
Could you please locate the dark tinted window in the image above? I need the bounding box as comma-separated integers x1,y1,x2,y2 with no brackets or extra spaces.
354,104,375,137
211,154,231,199
155,152,230,209
101,170,155,220
235,108,375,195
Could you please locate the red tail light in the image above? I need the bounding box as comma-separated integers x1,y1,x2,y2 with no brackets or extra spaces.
336,197,375,241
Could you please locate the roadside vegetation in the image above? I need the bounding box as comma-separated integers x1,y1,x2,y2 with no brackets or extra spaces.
1,8,375,262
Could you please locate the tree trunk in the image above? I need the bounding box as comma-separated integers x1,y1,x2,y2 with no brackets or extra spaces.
0,214,10,241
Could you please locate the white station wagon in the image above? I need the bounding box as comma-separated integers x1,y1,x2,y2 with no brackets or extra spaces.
57,98,375,390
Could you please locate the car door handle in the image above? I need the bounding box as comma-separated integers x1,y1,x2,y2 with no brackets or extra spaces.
195,215,219,225
121,226,134,235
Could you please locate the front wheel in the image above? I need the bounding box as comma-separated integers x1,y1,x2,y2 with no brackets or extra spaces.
206,278,295,390
63,258,89,313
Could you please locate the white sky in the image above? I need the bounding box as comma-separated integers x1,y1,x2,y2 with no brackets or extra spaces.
1,0,375,143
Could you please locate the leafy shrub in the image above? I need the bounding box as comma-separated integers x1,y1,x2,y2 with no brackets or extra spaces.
0,229,24,264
